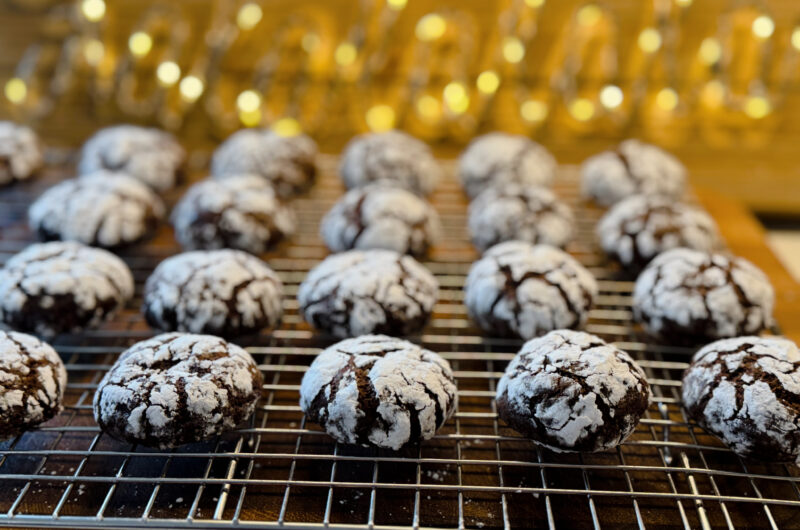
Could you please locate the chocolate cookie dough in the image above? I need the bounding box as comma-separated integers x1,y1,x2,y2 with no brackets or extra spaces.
0,121,43,186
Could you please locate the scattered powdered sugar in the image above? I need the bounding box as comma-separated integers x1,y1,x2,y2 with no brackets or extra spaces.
320,184,440,257
299,334,457,450
468,184,574,252
458,132,556,198
0,121,43,185
464,241,598,340
496,330,650,452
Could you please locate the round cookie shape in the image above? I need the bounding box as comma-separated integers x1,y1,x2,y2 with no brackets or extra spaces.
0,121,43,186
0,331,67,440
320,184,440,257
0,242,134,338
464,241,598,340
682,336,800,462
458,132,557,198
172,175,296,254
468,184,574,253
93,333,263,448
143,250,284,338
581,139,686,207
339,131,440,196
633,248,775,344
299,334,457,450
29,171,165,248
210,129,318,198
298,250,438,338
78,125,185,192
597,194,719,271
496,330,650,452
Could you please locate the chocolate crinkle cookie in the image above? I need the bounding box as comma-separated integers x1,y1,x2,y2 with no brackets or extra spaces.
298,250,438,338
633,248,775,344
581,139,686,207
143,250,283,338
172,175,296,254
211,129,317,198
464,241,597,340
299,334,457,450
0,121,43,186
320,184,440,257
0,242,134,338
339,131,440,196
29,171,165,248
496,330,650,452
0,331,67,440
458,132,557,199
78,125,185,192
597,194,719,271
682,336,800,463
93,333,263,448
468,184,574,253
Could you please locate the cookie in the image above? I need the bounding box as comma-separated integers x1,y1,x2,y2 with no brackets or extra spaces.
682,336,800,462
0,331,66,440
299,334,457,450
464,241,597,340
78,125,185,192
468,184,574,253
172,175,296,254
496,330,650,452
29,171,165,248
597,194,719,271
320,184,440,257
210,129,318,198
0,121,43,186
458,132,556,198
581,139,686,206
633,248,775,344
0,242,134,338
93,333,263,448
339,131,440,196
298,250,438,338
143,250,283,338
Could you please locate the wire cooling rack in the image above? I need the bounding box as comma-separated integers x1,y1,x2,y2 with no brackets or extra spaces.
0,152,799,530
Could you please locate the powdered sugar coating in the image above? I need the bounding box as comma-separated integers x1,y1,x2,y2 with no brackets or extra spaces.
144,250,283,338
78,125,185,192
211,129,318,198
468,185,574,252
93,333,263,448
340,131,440,196
682,336,800,462
320,185,440,257
496,330,650,452
29,171,165,248
458,133,556,198
172,175,296,254
0,242,134,337
465,242,598,340
299,334,457,450
633,248,775,344
581,139,686,207
0,331,66,440
298,250,438,338
0,121,43,185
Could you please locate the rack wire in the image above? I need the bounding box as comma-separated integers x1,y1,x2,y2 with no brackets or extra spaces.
0,153,798,530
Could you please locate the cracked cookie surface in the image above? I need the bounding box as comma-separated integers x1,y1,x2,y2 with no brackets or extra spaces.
496,329,650,452
93,332,263,448
298,250,438,338
633,248,774,344
299,334,457,450
144,250,283,338
0,242,134,338
0,121,43,186
464,241,597,340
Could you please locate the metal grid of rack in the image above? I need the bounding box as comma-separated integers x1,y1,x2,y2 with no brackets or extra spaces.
0,153,798,530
